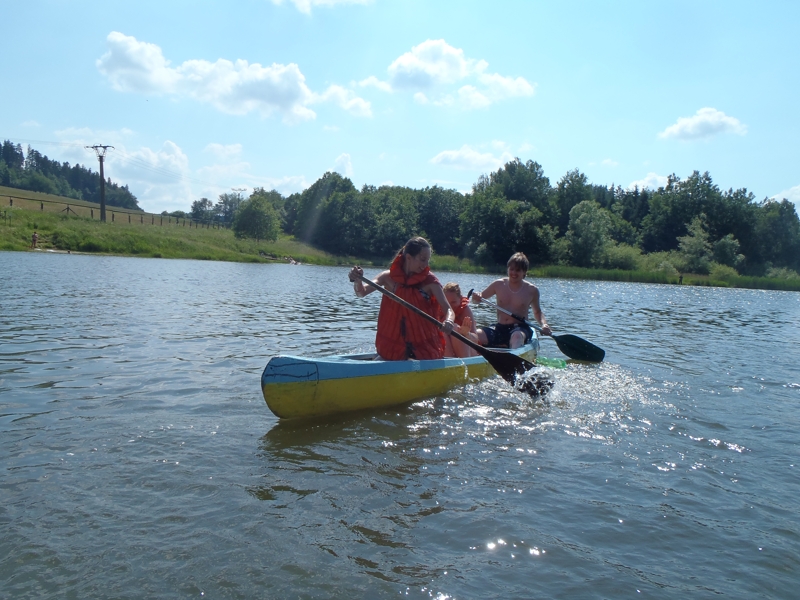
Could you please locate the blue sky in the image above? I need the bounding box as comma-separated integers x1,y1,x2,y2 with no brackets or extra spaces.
3,0,798,215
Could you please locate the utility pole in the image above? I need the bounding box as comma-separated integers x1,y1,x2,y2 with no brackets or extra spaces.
86,145,114,221
231,187,247,226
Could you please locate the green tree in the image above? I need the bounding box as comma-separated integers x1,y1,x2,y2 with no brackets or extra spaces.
416,186,464,256
232,194,280,241
190,198,214,222
712,234,743,269
640,171,718,253
753,199,800,271
214,192,244,226
489,158,554,220
315,189,375,256
555,169,592,235
460,191,518,264
566,200,612,267
514,206,555,265
294,171,356,244
677,215,712,274
367,186,419,256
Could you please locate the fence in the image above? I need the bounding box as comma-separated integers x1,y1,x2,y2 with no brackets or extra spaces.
4,193,229,230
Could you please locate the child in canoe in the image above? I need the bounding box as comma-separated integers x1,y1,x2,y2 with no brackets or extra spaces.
470,252,552,348
442,282,478,358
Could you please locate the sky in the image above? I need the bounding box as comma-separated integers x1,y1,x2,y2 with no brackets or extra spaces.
2,0,799,215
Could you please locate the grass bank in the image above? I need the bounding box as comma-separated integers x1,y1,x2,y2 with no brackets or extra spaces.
0,205,348,264
2,202,799,292
530,265,800,292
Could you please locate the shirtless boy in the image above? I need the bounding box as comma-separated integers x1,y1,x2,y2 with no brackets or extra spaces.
470,252,552,348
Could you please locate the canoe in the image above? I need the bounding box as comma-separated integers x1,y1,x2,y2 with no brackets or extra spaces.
261,339,540,419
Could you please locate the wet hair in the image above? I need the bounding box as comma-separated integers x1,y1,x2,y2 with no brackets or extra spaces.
443,282,462,295
507,252,529,272
398,236,431,258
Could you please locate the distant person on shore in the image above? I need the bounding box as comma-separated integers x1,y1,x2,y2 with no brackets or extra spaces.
349,236,455,361
30,231,39,249
443,282,478,357
470,252,551,348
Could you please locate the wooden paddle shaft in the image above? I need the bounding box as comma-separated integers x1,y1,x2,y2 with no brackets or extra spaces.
472,294,539,329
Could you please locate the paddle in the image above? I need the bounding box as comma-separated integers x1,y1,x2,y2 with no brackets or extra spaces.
468,291,605,363
355,275,550,395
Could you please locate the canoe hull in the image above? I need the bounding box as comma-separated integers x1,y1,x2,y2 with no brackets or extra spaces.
261,341,539,419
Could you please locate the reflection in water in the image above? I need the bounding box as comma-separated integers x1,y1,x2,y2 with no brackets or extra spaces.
1,253,799,598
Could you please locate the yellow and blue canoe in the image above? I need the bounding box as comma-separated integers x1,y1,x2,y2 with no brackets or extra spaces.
261,339,542,419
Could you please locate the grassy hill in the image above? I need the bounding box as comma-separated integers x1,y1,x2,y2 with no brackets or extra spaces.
0,189,347,264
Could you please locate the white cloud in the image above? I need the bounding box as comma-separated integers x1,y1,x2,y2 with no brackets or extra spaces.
358,76,392,92
517,142,534,153
413,92,429,105
53,127,309,212
382,39,534,110
97,32,369,123
601,158,619,167
628,172,668,190
323,125,340,132
658,107,747,140
22,120,41,127
771,184,800,213
315,84,372,117
476,72,536,100
457,85,492,109
430,144,513,171
270,0,371,14
388,39,479,89
54,126,137,167
204,143,243,160
333,152,353,177
247,174,310,196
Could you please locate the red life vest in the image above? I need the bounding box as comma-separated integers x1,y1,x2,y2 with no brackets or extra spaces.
375,254,445,360
452,296,470,326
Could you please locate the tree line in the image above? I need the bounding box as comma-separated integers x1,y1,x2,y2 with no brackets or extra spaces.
223,160,799,278
7,138,796,277
1,140,140,210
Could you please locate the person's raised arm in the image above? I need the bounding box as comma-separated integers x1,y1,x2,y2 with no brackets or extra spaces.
428,283,455,335
349,266,390,298
530,286,551,336
470,280,498,304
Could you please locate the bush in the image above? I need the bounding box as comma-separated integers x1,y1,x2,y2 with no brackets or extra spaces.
473,243,493,266
766,266,800,280
603,243,642,270
233,196,280,241
709,263,739,281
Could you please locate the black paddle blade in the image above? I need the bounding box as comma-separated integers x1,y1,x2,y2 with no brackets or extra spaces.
515,372,555,398
475,346,553,398
552,333,605,363
474,346,535,383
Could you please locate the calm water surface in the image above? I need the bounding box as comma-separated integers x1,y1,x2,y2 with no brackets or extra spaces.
1,252,799,599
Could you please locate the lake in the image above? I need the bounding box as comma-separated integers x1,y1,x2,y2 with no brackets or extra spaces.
1,251,799,599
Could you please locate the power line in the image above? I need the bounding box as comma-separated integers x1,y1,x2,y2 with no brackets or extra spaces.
3,136,230,190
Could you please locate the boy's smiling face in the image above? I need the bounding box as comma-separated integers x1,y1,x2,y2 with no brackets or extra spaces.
507,263,526,283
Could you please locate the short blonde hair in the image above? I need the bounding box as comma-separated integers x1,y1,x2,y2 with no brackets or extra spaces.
443,282,462,295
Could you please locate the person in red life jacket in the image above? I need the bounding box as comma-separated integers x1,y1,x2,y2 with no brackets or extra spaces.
442,282,478,358
349,237,455,361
